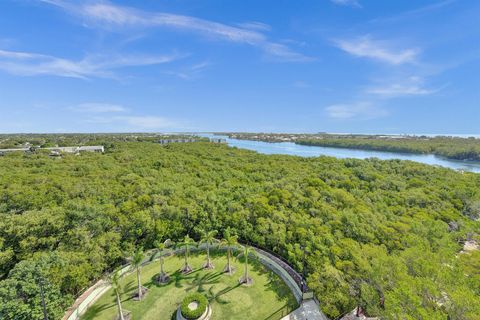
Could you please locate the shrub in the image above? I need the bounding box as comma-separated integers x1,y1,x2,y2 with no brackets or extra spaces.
180,293,208,319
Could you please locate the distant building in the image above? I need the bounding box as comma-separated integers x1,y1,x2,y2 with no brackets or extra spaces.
46,146,105,153
158,138,197,145
49,150,62,157
0,148,29,153
0,145,104,155
209,138,227,144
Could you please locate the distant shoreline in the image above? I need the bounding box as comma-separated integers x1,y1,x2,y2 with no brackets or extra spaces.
219,133,480,162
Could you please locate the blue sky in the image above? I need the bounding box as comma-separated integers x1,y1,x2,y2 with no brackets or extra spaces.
0,0,479,134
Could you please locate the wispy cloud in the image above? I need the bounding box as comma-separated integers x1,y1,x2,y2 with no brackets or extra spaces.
331,0,362,8
0,49,180,79
236,21,272,32
366,77,441,98
40,0,311,62
164,61,211,80
325,102,388,120
334,35,419,65
70,103,129,113
369,0,456,24
263,43,314,62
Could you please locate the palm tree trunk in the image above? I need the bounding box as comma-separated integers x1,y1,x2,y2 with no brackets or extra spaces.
244,249,249,280
206,243,210,264
227,248,231,271
137,267,142,300
116,291,125,320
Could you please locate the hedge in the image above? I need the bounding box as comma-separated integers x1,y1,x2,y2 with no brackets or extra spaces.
180,293,208,319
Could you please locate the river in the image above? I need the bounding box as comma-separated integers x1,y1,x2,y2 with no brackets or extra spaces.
199,134,480,173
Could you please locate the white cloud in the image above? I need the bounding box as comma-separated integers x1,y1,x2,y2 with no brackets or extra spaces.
0,49,180,79
334,36,419,65
366,77,441,97
164,61,211,80
71,103,129,113
331,0,361,8
40,0,310,62
236,21,272,32
370,0,455,24
263,43,314,62
325,102,388,120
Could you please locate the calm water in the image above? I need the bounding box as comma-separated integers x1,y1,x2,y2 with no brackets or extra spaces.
200,134,480,173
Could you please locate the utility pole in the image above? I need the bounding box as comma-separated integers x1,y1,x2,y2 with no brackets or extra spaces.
39,278,48,320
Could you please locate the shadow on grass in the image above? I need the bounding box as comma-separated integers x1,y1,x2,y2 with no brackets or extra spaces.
206,282,242,305
170,309,177,320
248,258,298,310
171,268,203,289
186,271,223,293
81,303,112,320
123,280,136,297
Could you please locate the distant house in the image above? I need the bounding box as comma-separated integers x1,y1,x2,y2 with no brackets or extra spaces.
209,138,227,144
158,138,197,145
0,147,30,155
78,146,104,153
46,146,104,153
49,150,62,157
0,145,104,155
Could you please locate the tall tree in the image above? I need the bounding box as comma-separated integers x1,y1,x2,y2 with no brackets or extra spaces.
131,248,145,300
154,239,174,284
109,270,125,320
220,229,238,275
200,230,219,269
236,244,257,285
177,235,196,274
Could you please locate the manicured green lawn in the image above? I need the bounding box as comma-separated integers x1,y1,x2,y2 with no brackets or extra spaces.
82,252,298,320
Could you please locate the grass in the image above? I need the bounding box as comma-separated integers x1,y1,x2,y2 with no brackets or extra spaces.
81,251,298,320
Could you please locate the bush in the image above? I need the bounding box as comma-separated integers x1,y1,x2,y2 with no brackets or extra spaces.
180,293,208,319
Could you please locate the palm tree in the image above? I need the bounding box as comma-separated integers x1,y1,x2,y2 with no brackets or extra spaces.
200,230,219,269
236,244,257,285
220,229,238,275
177,234,196,274
109,270,125,320
131,247,145,300
154,239,174,284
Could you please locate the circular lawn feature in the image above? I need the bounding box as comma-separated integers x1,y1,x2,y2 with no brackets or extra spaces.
81,253,298,320
180,293,209,319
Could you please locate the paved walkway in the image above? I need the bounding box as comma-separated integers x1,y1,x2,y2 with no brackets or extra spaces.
281,300,329,320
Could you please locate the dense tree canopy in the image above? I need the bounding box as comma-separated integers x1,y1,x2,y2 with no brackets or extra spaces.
0,139,479,319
